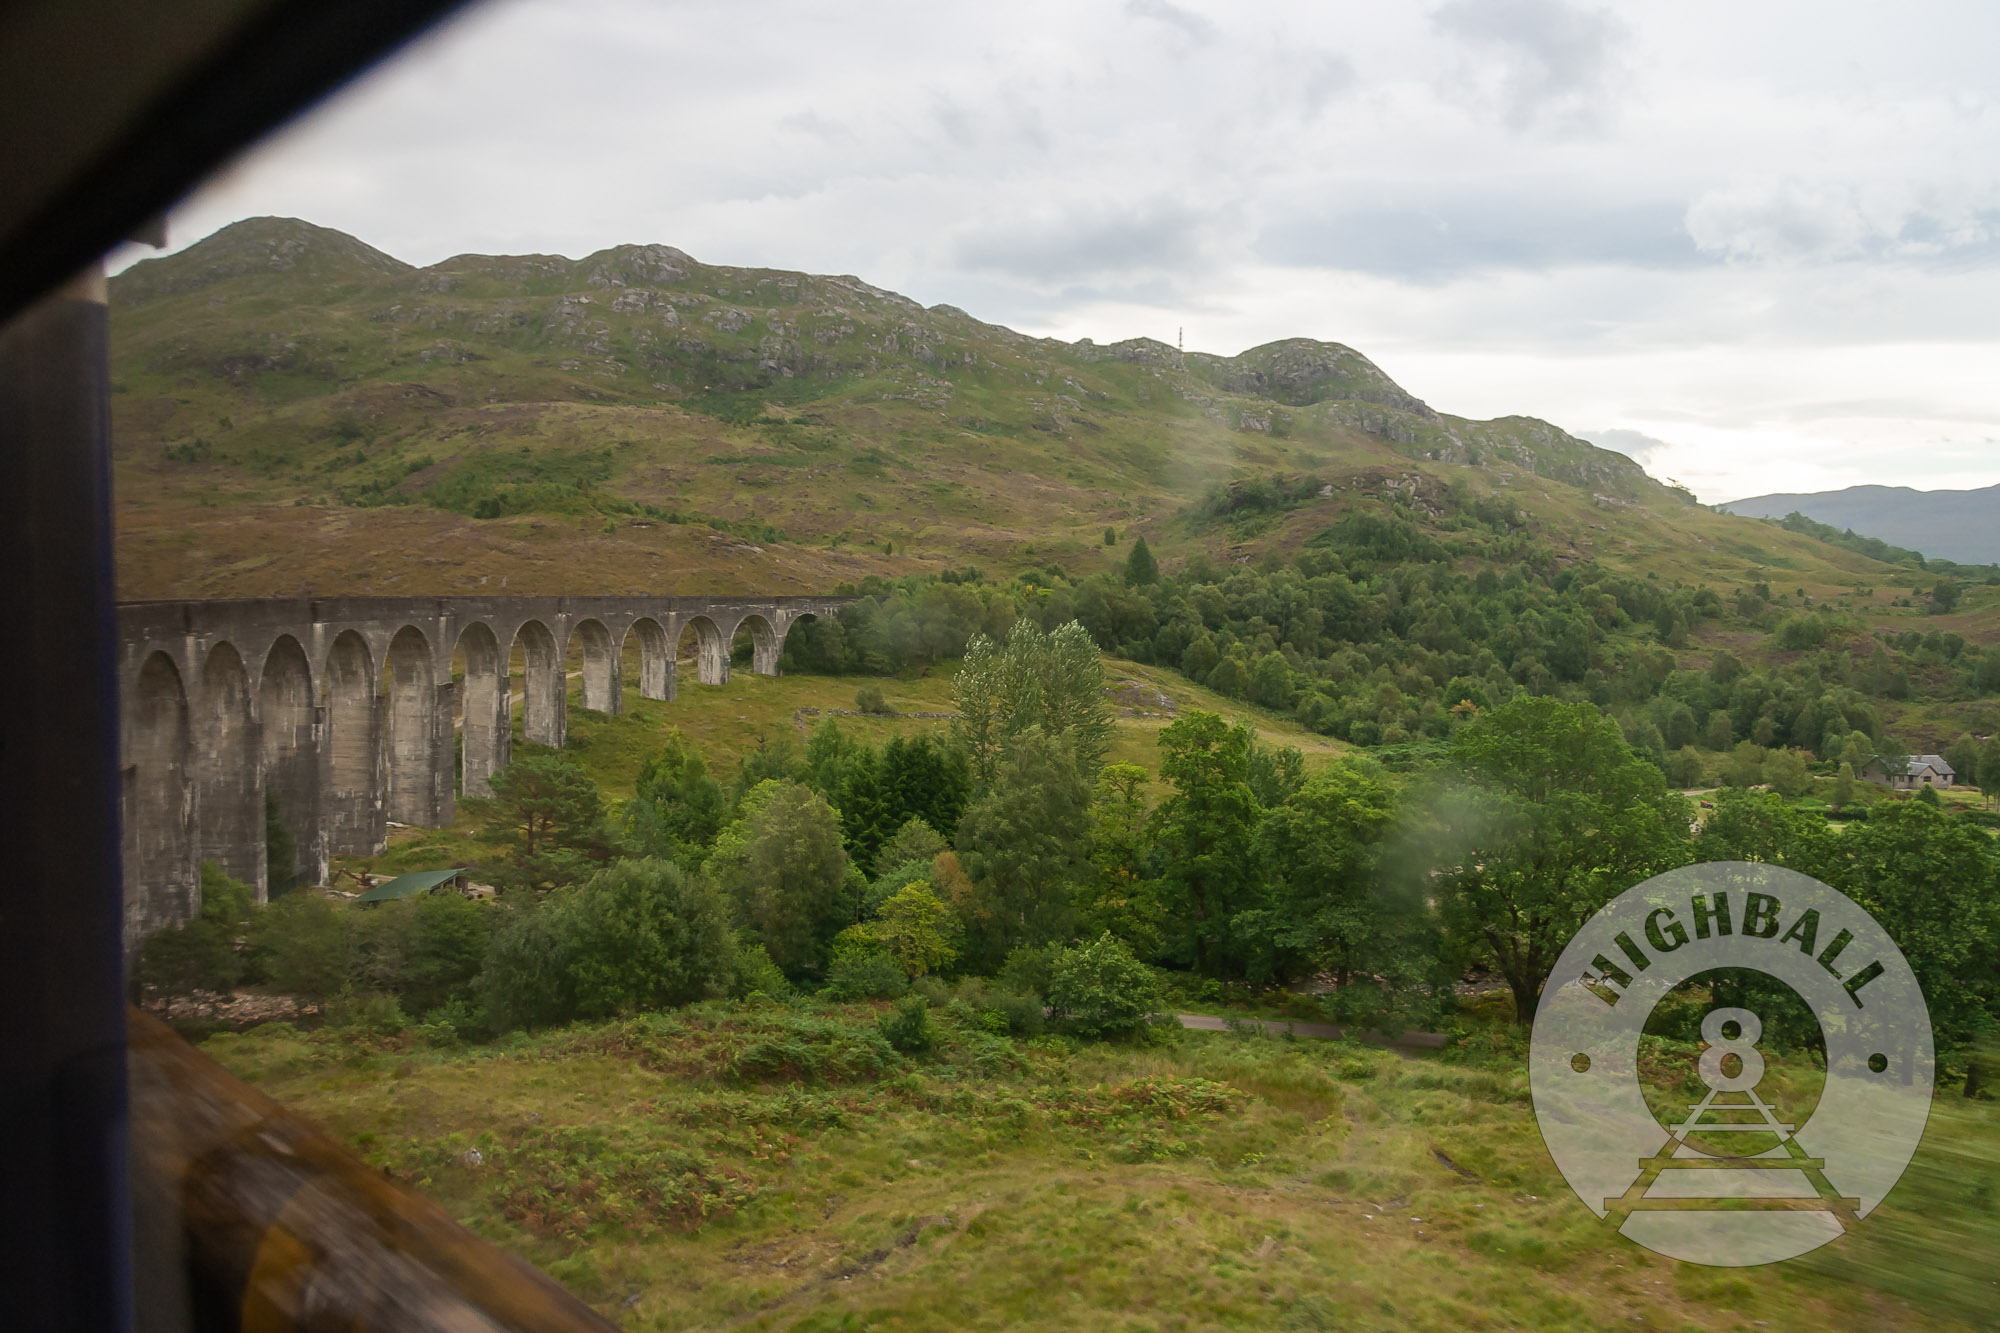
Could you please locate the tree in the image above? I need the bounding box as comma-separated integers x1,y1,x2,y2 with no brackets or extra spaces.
879,734,971,841
1244,762,1398,986
832,745,899,871
1832,761,1856,808
1123,536,1160,586
1762,747,1812,798
707,780,850,975
1930,577,1964,614
479,754,608,890
1723,740,1767,787
1246,740,1306,808
951,620,1111,786
1205,656,1248,700
875,816,949,875
1664,746,1706,789
559,858,737,1017
874,881,960,977
249,891,351,1004
623,731,726,865
1437,696,1693,1025
1981,735,2000,807
398,889,494,1017
1819,802,2000,1050
1077,763,1163,954
1046,933,1164,1039
1151,711,1261,976
953,729,1092,965
479,895,575,1031
1695,787,1829,870
1248,652,1296,711
1944,732,1981,792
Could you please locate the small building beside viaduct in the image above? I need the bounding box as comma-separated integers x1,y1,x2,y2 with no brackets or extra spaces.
116,594,845,951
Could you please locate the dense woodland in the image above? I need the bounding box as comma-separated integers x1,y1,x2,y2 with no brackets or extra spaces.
784,492,2000,794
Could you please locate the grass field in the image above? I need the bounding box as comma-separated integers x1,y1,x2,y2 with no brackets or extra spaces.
198,1000,2000,1332
342,658,1341,883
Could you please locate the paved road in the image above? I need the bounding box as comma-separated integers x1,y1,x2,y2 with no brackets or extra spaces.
1175,1013,1447,1050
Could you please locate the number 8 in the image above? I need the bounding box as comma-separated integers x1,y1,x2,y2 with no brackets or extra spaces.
1698,1006,1765,1093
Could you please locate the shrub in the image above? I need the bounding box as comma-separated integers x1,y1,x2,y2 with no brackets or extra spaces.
730,1017,900,1084
1776,615,1827,650
998,943,1057,997
562,859,737,1017
248,892,351,1003
133,860,253,999
415,997,483,1046
482,859,735,1031
1046,932,1165,1040
732,940,791,999
326,991,409,1036
855,684,893,715
878,996,937,1053
952,978,1046,1037
133,918,240,999
820,944,908,996
479,896,576,1031
400,890,494,1016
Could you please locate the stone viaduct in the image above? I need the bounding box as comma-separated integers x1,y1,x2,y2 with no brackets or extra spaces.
116,594,844,950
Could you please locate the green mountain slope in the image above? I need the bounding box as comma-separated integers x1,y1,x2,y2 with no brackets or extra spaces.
109,216,1896,602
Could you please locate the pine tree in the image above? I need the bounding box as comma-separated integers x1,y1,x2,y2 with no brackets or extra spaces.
1122,536,1159,586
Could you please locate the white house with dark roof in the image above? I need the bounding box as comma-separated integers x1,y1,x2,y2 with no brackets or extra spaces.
1864,754,1956,790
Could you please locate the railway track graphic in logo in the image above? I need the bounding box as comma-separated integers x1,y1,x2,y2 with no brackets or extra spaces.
1529,862,1933,1267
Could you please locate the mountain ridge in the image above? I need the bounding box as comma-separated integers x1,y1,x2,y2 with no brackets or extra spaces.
1720,483,2000,566
105,217,1910,605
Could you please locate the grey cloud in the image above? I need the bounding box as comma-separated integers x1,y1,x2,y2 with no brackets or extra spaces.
1302,52,1358,117
1126,0,1217,45
1258,197,1697,280
1431,0,1628,134
952,200,1209,284
931,95,978,149
1686,180,2000,266
778,110,852,142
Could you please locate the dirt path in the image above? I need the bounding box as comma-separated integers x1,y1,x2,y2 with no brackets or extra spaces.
1175,1013,1446,1050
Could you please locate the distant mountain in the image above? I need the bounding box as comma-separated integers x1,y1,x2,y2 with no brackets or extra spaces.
1718,484,2000,566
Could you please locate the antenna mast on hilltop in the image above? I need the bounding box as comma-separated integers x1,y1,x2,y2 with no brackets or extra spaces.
1176,325,1184,369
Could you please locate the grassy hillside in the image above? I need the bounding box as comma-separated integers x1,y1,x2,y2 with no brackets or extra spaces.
110,217,1915,605
349,656,1341,885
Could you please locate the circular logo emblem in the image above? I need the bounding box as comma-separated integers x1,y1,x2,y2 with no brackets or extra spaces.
1529,861,1934,1267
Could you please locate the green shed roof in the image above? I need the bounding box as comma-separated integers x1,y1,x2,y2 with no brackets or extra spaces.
355,868,465,903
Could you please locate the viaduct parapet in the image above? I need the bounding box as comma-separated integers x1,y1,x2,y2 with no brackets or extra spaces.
117,594,845,950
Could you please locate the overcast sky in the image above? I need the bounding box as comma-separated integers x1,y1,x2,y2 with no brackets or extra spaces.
123,0,2000,504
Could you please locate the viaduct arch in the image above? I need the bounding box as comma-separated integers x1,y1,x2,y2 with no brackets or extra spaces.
116,594,843,950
